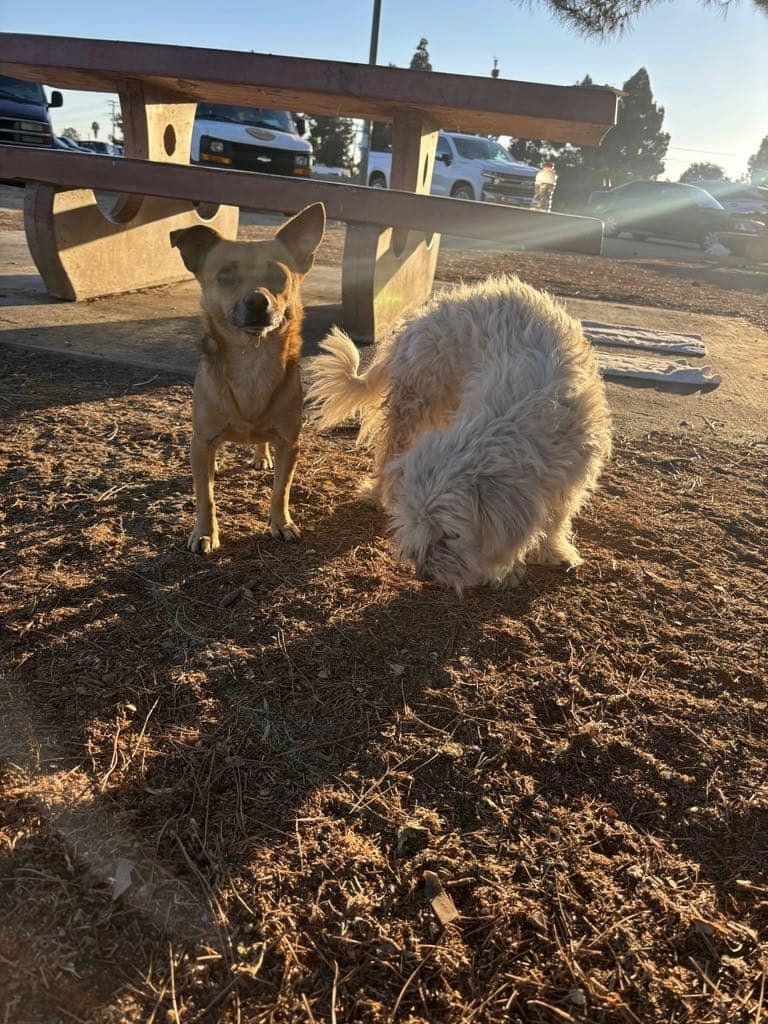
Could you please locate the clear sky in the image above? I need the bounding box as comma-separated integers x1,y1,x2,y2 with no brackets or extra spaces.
4,0,766,180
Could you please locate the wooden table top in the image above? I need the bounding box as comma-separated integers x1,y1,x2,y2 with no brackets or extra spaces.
0,34,618,146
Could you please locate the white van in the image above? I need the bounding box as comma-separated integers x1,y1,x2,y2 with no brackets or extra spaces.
191,104,312,177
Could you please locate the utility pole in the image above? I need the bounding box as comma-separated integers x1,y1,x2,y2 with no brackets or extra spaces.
107,98,119,144
358,0,382,185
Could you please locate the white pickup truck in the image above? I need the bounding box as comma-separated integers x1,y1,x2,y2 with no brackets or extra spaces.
367,131,537,206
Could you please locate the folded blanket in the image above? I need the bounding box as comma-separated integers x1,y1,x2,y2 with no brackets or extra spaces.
595,350,721,387
583,320,706,356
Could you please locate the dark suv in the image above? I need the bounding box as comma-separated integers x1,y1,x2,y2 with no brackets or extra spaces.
0,74,62,149
587,180,734,248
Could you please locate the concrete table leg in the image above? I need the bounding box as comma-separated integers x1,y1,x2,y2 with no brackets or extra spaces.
23,82,238,301
342,112,440,342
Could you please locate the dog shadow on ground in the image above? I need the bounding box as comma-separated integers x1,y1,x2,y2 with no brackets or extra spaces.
3,453,764,1020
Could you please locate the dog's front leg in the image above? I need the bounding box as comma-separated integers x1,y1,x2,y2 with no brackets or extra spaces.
188,434,220,554
268,439,300,541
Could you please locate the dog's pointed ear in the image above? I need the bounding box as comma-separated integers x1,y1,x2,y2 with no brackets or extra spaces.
170,225,221,275
276,203,326,273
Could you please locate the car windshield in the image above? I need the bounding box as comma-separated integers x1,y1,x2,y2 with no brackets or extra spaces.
452,136,516,163
700,181,763,201
0,74,45,105
196,104,294,133
684,186,723,209
611,182,724,211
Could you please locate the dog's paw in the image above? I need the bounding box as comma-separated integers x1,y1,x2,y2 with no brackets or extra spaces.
490,563,527,590
357,476,383,507
269,519,301,542
187,529,220,555
528,540,583,568
255,444,273,472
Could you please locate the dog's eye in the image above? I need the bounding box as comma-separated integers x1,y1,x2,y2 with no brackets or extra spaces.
265,262,288,293
216,264,239,287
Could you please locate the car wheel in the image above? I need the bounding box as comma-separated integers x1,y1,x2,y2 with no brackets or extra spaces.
451,182,475,201
369,172,387,189
602,214,620,237
630,232,649,241
699,228,720,250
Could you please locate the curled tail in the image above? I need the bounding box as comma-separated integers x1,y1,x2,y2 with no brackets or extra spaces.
306,327,389,440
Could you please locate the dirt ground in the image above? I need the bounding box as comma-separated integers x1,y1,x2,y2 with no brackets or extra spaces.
1,345,766,1024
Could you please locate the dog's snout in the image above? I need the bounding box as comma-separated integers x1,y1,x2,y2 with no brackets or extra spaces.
231,288,279,333
244,289,272,319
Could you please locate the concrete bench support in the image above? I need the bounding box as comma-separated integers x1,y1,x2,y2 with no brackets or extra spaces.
342,113,441,342
24,82,237,300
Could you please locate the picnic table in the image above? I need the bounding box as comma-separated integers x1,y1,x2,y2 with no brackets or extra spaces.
0,34,618,341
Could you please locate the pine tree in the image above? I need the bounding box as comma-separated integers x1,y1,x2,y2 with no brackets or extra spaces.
597,68,669,182
679,162,725,183
309,116,355,168
409,38,432,71
517,0,768,36
747,135,768,185
506,69,670,211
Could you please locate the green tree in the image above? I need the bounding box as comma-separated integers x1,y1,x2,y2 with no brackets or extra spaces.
491,58,500,79
516,0,767,36
597,68,669,182
61,126,80,142
309,115,355,168
91,120,100,140
409,38,432,71
508,69,671,210
747,135,768,184
370,122,392,152
508,137,548,164
679,162,726,182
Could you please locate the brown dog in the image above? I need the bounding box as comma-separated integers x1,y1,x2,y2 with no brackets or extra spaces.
170,203,325,554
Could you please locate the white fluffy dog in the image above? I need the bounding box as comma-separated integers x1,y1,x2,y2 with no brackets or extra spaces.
308,276,612,591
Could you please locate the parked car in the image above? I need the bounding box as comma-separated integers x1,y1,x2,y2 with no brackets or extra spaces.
0,74,62,149
587,181,736,248
53,134,84,151
691,180,768,223
77,140,122,156
312,163,352,181
191,104,312,176
367,132,537,206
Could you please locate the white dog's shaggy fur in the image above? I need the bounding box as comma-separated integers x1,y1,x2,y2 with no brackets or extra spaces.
308,275,612,591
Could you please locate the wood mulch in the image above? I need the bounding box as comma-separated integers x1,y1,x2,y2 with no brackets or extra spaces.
1,346,766,1023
